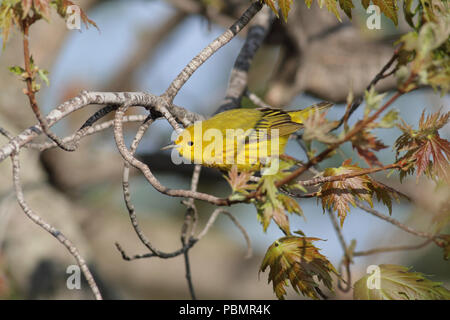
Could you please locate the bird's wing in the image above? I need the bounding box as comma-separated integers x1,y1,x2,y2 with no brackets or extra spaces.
253,108,302,138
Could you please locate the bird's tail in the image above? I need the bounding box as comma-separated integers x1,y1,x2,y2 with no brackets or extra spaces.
288,101,333,124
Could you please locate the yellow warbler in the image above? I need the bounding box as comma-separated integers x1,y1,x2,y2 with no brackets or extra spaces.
165,102,332,171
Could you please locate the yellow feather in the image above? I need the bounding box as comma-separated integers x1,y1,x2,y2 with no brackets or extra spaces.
173,102,333,171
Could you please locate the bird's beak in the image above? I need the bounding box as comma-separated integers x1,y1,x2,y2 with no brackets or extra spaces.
161,144,178,151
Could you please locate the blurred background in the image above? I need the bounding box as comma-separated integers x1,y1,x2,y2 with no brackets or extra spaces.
0,0,448,299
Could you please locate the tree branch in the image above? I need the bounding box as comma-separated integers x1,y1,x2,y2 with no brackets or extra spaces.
162,1,263,102
196,208,252,259
11,151,102,299
356,202,440,243
353,239,432,257
21,18,76,152
0,91,201,162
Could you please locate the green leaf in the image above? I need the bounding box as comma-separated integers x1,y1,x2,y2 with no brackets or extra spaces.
260,236,338,299
256,200,291,235
321,0,342,22
354,264,450,300
403,0,416,28
302,107,339,144
364,87,387,115
339,0,354,19
8,65,25,76
378,109,399,128
361,0,371,9
263,0,279,17
372,0,398,25
438,235,450,260
38,68,49,86
279,0,294,22
278,194,303,216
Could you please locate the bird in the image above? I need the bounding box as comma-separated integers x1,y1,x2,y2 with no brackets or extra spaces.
163,102,333,172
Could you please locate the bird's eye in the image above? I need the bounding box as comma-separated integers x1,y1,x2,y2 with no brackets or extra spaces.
188,141,194,146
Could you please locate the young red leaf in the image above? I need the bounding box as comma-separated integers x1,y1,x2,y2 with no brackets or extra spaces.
225,165,254,193
395,110,450,183
351,128,387,167
319,161,373,226
33,0,51,20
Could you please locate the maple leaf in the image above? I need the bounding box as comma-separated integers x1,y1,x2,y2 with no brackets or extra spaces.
319,159,373,226
278,193,303,216
279,0,294,22
0,0,98,49
418,108,449,132
351,128,387,167
254,160,305,234
361,0,370,9
225,165,253,193
0,1,21,48
369,180,400,215
378,109,399,128
21,0,32,18
319,160,403,225
437,235,450,260
32,0,51,20
354,264,450,300
54,0,98,30
260,236,338,300
338,0,354,19
262,0,278,17
262,0,294,21
396,5,449,94
364,87,387,115
414,133,450,182
322,0,341,22
372,0,398,25
395,110,450,183
257,201,291,235
302,108,339,144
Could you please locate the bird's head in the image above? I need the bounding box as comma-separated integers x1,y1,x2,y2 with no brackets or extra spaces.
161,125,196,161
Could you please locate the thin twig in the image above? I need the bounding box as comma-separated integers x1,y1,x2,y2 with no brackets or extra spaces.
271,79,413,190
113,103,228,205
334,51,400,131
0,91,201,162
11,151,102,299
327,209,351,292
356,202,440,243
32,115,148,151
196,208,252,258
162,1,263,102
299,162,404,187
182,248,196,300
21,18,75,152
180,165,202,300
118,116,196,259
115,240,197,261
353,239,432,257
0,127,14,140
79,105,119,131
245,90,272,108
